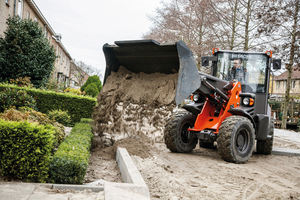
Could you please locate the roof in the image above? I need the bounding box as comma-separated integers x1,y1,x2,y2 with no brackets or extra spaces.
274,63,300,81
27,0,72,59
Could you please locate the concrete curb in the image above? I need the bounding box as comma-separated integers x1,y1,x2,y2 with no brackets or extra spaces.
46,147,150,199
104,147,150,200
272,147,300,156
53,184,104,192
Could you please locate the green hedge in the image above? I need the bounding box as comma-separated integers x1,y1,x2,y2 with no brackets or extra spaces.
48,122,93,184
80,118,94,124
0,83,97,126
0,119,54,182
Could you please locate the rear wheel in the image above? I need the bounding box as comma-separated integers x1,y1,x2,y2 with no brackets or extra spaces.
217,116,255,164
256,118,274,154
164,110,198,153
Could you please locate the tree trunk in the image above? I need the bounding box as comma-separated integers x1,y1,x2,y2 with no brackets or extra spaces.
281,0,299,129
243,0,251,51
291,99,294,121
230,0,238,50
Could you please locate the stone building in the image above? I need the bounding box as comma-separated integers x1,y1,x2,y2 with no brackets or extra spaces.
0,0,78,86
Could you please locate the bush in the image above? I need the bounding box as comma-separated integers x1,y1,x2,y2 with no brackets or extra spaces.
0,119,54,182
48,109,72,127
80,118,94,124
0,108,65,148
0,83,97,125
0,88,37,112
0,16,56,88
9,76,33,88
84,83,99,97
81,75,102,93
42,77,65,92
48,122,93,184
64,87,85,95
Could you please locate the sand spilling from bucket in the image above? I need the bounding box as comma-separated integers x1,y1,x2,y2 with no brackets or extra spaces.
93,66,177,146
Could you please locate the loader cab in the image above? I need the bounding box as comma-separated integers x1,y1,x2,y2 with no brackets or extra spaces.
210,50,272,94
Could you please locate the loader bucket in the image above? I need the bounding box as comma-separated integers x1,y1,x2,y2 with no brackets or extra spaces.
102,40,200,105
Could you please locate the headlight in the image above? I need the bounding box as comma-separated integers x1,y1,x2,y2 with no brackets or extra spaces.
193,94,199,102
243,97,250,105
242,97,254,106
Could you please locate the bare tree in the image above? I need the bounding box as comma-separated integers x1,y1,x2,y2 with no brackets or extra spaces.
143,0,218,72
70,60,102,86
258,0,300,129
208,0,243,50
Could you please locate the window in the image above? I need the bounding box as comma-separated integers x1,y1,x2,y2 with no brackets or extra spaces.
276,81,280,89
60,51,63,63
216,52,268,93
17,0,23,18
57,46,59,56
44,25,48,38
283,81,286,89
292,80,296,89
27,11,30,19
34,17,37,22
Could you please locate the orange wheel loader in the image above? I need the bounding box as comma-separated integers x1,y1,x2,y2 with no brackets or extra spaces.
102,40,281,164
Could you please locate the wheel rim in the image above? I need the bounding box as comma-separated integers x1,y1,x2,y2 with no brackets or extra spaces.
235,129,250,153
181,123,193,143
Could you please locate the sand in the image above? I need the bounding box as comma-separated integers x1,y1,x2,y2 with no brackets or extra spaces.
89,66,300,199
93,66,177,145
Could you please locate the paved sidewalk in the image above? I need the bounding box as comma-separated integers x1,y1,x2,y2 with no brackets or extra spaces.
274,128,300,143
0,183,104,200
272,128,300,156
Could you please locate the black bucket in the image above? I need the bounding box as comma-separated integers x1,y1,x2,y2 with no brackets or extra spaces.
102,40,200,105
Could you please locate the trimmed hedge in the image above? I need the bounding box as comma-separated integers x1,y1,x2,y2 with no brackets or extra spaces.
0,119,54,182
0,83,97,126
0,108,65,149
0,87,37,112
80,118,94,124
48,109,72,127
48,122,93,184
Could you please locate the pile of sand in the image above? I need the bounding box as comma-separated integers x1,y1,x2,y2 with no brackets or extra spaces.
93,66,178,148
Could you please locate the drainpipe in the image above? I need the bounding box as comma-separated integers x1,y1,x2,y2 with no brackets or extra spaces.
13,0,17,16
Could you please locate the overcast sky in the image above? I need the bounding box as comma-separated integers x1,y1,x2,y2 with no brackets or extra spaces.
33,0,162,79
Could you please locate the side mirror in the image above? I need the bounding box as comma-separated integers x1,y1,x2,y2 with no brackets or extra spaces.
273,59,281,70
201,56,209,66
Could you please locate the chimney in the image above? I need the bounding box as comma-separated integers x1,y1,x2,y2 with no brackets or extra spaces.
56,33,62,41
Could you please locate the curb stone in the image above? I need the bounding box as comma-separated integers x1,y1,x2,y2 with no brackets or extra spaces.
104,147,150,200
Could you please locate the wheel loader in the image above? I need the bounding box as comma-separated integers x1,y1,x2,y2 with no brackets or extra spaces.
102,39,281,164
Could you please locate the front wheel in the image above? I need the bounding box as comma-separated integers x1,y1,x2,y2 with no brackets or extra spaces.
217,116,255,164
164,110,198,153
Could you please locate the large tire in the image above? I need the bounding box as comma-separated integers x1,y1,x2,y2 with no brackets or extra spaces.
199,140,215,149
256,118,274,154
164,111,198,153
217,116,255,164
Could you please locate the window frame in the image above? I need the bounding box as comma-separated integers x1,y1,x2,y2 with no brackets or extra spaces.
17,0,23,18
276,81,280,89
292,80,296,89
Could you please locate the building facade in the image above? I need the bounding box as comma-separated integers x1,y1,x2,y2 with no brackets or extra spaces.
272,64,300,100
0,0,78,86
